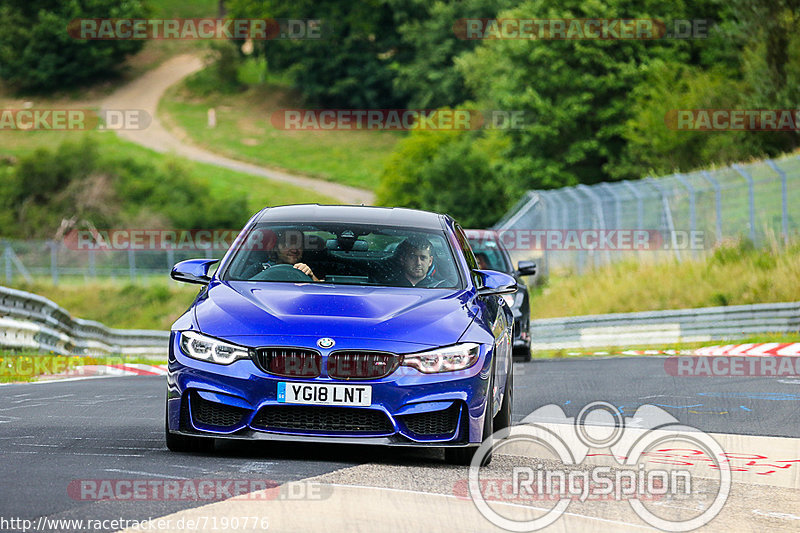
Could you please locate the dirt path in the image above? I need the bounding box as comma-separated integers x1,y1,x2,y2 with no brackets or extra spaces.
101,54,374,205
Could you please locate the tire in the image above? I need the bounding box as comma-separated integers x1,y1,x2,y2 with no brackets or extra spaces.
165,397,214,453
513,350,531,363
445,373,495,466
493,369,513,431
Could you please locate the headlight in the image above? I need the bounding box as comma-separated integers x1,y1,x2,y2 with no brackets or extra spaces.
402,343,480,373
179,331,250,365
502,290,523,308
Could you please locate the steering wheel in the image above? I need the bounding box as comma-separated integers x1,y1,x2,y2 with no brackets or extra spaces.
251,264,313,282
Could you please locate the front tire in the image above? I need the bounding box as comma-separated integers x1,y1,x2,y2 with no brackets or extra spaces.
493,369,513,431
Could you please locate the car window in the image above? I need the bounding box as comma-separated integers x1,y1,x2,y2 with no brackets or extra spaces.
222,223,462,289
467,237,512,272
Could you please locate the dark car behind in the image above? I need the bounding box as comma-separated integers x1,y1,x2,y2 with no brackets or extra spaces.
466,230,536,361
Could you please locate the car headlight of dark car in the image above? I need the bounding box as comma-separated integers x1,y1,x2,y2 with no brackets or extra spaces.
180,331,250,365
501,290,524,310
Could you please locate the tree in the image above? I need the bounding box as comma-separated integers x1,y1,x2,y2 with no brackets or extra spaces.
227,0,410,108
387,0,511,109
377,127,513,227
0,0,150,92
456,0,727,189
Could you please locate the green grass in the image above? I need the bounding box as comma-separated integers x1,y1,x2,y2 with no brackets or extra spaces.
532,239,800,319
150,0,218,18
159,63,401,190
0,124,337,214
8,278,199,331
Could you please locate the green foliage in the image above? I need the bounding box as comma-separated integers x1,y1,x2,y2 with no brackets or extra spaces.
387,0,511,109
607,62,761,178
2,137,251,238
0,0,151,91
227,0,409,107
532,239,800,318
376,127,512,227
456,0,727,190
183,41,245,96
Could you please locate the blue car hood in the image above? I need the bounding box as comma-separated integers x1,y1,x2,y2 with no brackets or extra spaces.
194,281,475,349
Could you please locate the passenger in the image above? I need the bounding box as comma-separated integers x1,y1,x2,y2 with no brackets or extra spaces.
475,252,490,270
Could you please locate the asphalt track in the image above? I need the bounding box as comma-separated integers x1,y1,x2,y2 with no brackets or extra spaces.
1,356,798,532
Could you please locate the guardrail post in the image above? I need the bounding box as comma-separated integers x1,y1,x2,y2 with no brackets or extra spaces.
48,241,59,285
546,192,569,273
646,177,682,262
128,249,136,281
701,171,723,245
674,174,697,257
621,180,645,230
88,248,96,279
732,163,757,244
599,183,622,230
563,188,585,274
766,159,790,247
577,184,612,265
4,243,11,283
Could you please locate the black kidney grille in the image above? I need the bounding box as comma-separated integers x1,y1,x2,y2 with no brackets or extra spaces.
327,351,402,380
252,405,394,434
401,405,460,436
191,393,249,428
256,348,321,377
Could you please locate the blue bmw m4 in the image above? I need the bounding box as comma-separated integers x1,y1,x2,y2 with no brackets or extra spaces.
166,205,516,464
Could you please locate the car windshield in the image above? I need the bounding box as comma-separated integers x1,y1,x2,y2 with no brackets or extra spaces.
467,236,511,272
222,223,462,289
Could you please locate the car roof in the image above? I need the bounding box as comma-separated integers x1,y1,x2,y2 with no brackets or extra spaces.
256,204,448,230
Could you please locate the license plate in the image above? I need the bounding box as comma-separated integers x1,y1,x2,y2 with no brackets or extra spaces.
277,382,372,407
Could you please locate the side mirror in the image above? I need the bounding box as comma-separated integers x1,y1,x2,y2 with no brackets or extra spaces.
475,269,517,296
171,259,219,285
517,260,537,276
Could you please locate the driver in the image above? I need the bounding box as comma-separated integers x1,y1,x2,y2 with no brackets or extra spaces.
392,236,438,287
273,229,321,281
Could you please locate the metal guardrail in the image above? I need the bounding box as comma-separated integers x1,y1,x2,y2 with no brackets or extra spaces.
530,301,800,350
2,285,796,356
0,286,169,356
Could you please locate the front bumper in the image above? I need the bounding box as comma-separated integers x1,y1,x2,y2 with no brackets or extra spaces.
166,333,493,446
